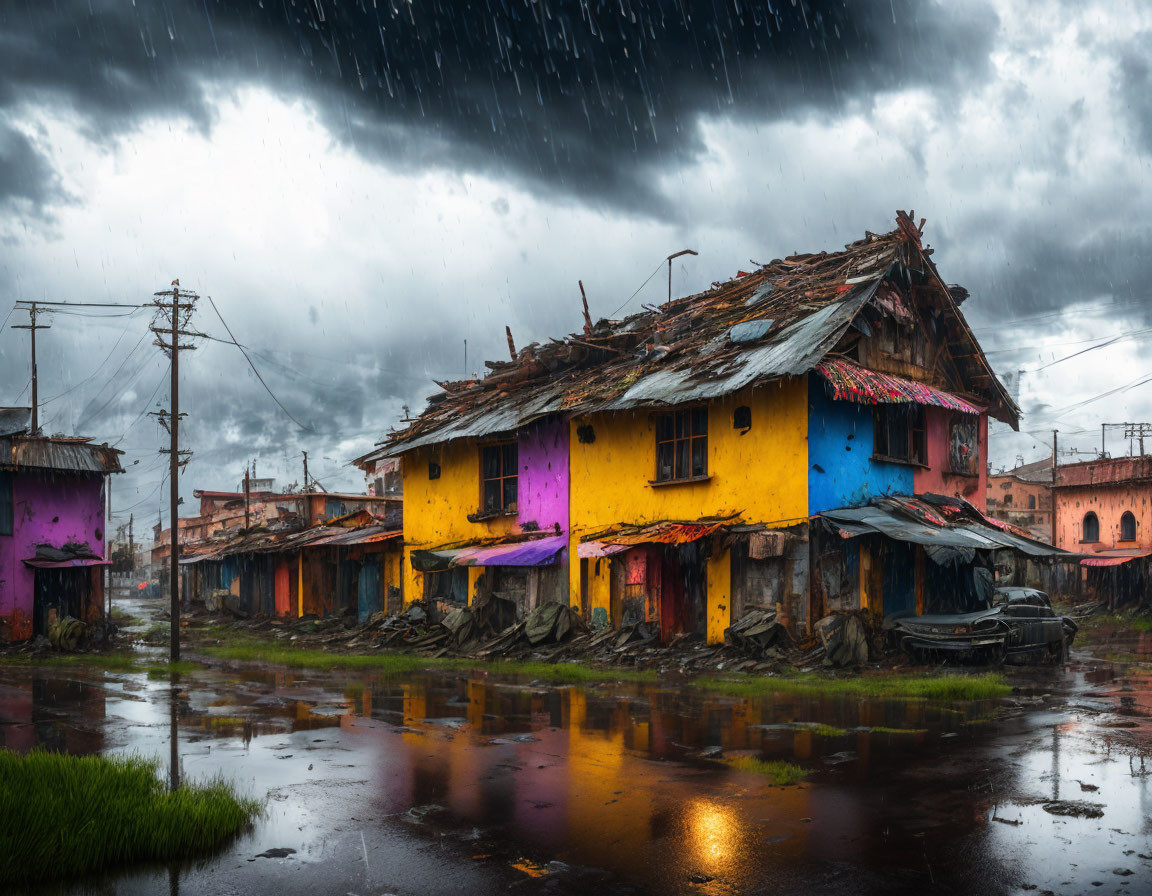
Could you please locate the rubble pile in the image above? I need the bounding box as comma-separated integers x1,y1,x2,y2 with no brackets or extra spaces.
188,603,892,675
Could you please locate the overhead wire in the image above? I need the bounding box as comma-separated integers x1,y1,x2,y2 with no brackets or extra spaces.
205,296,313,432
608,258,667,319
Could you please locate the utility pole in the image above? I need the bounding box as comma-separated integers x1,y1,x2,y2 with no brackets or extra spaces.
244,463,251,530
1102,423,1107,459
128,513,134,575
666,249,698,301
11,302,50,435
1051,430,1058,546
302,451,310,526
150,281,199,663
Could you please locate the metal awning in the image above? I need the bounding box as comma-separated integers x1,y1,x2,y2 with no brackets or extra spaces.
577,520,727,559
819,496,1070,559
816,358,983,415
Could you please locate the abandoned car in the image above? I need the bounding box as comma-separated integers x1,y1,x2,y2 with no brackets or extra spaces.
888,587,1077,663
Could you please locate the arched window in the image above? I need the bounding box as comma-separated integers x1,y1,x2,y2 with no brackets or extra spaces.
1121,512,1137,542
1027,494,1036,509
1083,512,1100,543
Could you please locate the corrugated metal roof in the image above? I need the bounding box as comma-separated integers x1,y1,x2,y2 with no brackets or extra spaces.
0,435,123,474
367,212,1020,463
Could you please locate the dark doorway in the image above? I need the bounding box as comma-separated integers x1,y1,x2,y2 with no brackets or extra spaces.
33,569,90,635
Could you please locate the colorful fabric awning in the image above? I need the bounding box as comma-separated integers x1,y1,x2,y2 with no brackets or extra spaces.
412,535,567,570
816,358,983,415
1081,551,1152,567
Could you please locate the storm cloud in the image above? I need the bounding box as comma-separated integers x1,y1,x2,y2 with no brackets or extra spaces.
0,0,997,210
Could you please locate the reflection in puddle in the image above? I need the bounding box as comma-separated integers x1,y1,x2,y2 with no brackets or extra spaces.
4,602,1152,894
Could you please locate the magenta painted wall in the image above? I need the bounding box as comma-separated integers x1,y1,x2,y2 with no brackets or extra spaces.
913,408,987,507
0,471,106,639
517,418,569,533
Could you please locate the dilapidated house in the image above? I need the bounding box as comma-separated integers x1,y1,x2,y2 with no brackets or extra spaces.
362,212,1058,640
0,408,123,641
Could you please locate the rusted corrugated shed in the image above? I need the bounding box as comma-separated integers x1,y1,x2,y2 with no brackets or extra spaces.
0,435,123,474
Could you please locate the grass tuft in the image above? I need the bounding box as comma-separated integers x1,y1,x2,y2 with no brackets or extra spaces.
724,756,809,785
0,749,261,884
699,672,1011,702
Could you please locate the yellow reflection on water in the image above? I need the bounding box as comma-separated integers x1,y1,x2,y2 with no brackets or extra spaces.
687,799,740,872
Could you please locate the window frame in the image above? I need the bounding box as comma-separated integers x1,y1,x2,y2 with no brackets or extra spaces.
653,407,709,484
1082,511,1100,544
1121,511,1137,542
0,471,11,537
872,404,927,466
479,440,518,514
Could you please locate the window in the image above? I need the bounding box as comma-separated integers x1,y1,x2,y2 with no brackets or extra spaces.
481,442,518,513
1121,511,1137,542
1027,494,1036,509
873,405,926,464
1003,493,1013,507
0,472,11,536
1083,512,1100,543
655,408,708,482
948,415,979,475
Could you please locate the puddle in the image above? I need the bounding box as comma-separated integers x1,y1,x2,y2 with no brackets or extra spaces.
4,595,1152,894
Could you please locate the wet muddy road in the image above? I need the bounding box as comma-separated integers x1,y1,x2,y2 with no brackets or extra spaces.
5,598,1152,896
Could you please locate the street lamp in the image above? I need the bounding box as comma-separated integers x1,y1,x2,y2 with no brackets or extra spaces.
667,249,698,301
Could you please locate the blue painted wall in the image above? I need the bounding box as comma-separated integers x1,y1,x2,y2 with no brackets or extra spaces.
808,374,913,513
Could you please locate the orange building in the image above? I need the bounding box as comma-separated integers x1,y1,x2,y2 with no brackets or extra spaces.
986,456,1053,543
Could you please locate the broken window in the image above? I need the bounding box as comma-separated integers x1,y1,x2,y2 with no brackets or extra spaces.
872,405,926,464
1027,494,1036,509
0,472,10,536
1083,512,1099,543
481,441,518,513
655,407,707,482
1121,511,1137,542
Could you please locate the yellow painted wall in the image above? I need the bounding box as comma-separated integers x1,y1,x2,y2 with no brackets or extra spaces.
706,546,731,645
401,439,519,606
567,380,809,641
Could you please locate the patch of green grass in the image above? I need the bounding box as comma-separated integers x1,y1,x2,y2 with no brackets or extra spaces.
201,643,475,673
109,610,143,627
0,749,261,885
0,653,203,679
486,660,657,683
139,623,171,644
809,723,848,737
867,726,929,736
201,643,658,683
144,661,203,679
0,652,144,673
698,672,1011,702
1079,613,1152,634
724,756,809,785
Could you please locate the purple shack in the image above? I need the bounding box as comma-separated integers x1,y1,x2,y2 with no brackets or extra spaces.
0,407,123,642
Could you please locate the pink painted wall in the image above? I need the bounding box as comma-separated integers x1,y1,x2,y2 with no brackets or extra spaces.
1053,485,1152,554
518,418,569,534
0,471,106,640
913,408,987,507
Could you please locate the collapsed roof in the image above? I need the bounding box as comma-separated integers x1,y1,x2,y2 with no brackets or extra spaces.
363,211,1017,464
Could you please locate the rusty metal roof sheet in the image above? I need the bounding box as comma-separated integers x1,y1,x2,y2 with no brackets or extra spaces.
0,435,123,474
366,212,1018,462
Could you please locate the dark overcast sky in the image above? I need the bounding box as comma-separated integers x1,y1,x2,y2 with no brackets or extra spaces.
1,0,1150,534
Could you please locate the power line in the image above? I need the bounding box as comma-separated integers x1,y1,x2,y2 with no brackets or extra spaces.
609,259,667,319
205,295,313,432
39,324,136,406
16,300,147,308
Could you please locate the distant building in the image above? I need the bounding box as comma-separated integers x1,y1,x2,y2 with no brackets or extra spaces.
0,408,124,641
986,456,1053,542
